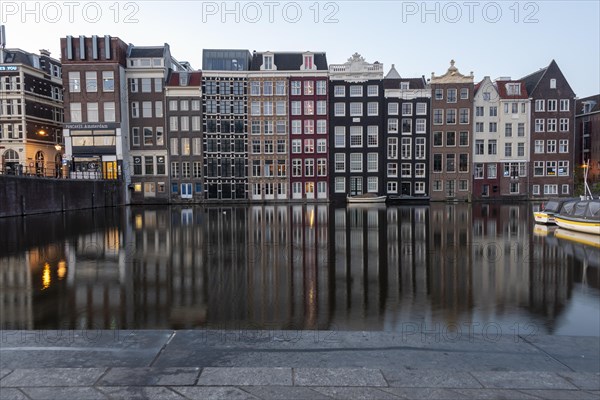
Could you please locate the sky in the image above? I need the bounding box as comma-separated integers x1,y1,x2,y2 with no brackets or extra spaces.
1,0,599,98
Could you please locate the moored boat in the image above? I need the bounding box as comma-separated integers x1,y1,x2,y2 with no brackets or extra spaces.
534,198,578,224
346,193,387,204
554,199,600,235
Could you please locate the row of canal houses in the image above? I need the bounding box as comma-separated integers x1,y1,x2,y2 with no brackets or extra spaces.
57,35,576,204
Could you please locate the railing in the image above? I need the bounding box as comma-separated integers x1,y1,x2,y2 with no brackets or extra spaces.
0,165,65,179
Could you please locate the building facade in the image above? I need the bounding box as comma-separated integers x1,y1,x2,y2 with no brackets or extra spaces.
430,60,474,201
522,60,576,198
329,53,384,202
576,95,600,184
61,35,129,183
1,46,63,177
165,71,203,202
383,66,431,199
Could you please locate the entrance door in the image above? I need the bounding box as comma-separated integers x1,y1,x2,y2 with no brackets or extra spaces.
350,177,363,196
103,161,117,179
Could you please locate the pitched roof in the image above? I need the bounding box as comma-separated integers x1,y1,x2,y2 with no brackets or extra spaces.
250,52,328,71
384,64,401,80
166,71,202,87
576,94,600,114
129,46,166,58
521,67,546,94
496,80,528,99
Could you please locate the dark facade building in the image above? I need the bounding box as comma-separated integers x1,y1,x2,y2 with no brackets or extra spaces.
576,95,600,184
328,53,384,202
127,44,188,203
287,52,329,201
522,60,576,198
165,71,203,202
60,35,128,182
383,66,431,199
202,49,251,200
0,44,63,177
429,60,474,201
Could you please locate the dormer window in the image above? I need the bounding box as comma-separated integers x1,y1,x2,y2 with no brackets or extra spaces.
400,82,410,90
264,55,273,70
303,54,314,70
506,83,520,96
550,78,556,89
179,72,189,86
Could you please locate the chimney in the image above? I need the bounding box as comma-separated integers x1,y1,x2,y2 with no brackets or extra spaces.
39,49,51,57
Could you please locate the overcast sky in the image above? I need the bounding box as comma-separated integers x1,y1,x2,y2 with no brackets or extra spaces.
2,0,599,98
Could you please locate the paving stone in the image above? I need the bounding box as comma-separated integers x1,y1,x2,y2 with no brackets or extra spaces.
0,368,106,387
381,369,483,388
381,387,463,399
451,388,542,399
97,386,185,400
22,386,109,400
243,386,332,400
97,367,200,386
0,369,12,380
313,386,401,399
518,389,600,400
471,371,579,390
171,386,260,399
197,367,292,386
294,368,387,387
557,372,600,390
0,388,29,400
522,335,600,372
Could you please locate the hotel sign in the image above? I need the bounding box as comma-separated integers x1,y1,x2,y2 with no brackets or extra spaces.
0,66,18,71
64,123,119,130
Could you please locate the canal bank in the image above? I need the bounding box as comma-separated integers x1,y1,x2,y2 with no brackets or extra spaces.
0,175,124,218
0,330,598,399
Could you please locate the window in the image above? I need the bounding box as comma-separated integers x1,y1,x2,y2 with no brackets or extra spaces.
144,156,154,175
435,89,443,100
85,71,97,92
517,142,525,157
141,78,152,92
387,163,398,177
433,131,443,147
154,101,163,118
446,131,456,146
70,103,82,122
560,99,569,112
547,140,556,153
170,138,179,155
335,153,345,172
559,139,568,153
558,161,569,176
416,119,426,134
387,182,397,193
367,177,378,193
401,138,411,159
317,138,326,153
447,89,457,103
316,101,327,115
534,161,544,176
460,88,469,99
193,138,201,155
546,161,557,176
276,101,287,116
350,126,363,147
388,103,399,115
488,140,497,155
304,81,314,95
181,162,190,178
250,81,260,96
475,140,484,155
512,102,519,114
253,140,262,154
402,119,412,134
350,103,363,116
388,118,399,133
459,154,469,172
548,99,557,112
251,101,261,116
335,177,345,193
433,154,442,172
334,86,345,97
489,122,497,132
505,123,512,137
488,164,497,178
559,118,569,132
291,120,301,134
317,159,327,176
474,163,484,179
132,127,140,146
291,81,301,95
475,122,484,133
518,123,525,136
192,116,201,131
535,100,545,112
459,108,469,124
367,153,378,172
274,81,285,96
104,102,115,122
316,120,326,134
416,103,427,115
446,109,456,124
489,106,497,117
459,131,468,146
87,103,98,122
264,101,273,116
535,119,544,132
142,101,152,118
143,128,153,146
304,101,314,115
334,103,345,116
367,85,378,96
291,139,301,154
68,72,81,92
102,71,115,92
402,103,413,116
304,120,314,134
316,80,327,95
180,116,189,131
292,159,302,177
191,100,201,111
304,139,314,153
433,109,443,125
415,163,425,178
350,153,362,172
504,143,512,157
350,85,363,97
550,79,556,89
367,126,378,147
334,126,345,148
263,81,273,96
548,119,557,132
446,154,455,172
535,140,544,153
133,156,142,175
388,137,398,159
367,102,378,116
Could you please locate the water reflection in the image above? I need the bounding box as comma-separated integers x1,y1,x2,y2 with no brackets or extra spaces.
0,203,598,336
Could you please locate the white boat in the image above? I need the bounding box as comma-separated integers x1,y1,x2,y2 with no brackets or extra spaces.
554,199,600,235
346,194,387,204
533,198,577,224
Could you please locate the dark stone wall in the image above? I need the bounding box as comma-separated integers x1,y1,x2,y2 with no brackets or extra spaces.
0,176,124,218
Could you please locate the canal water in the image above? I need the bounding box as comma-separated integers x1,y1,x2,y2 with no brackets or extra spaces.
0,203,598,336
